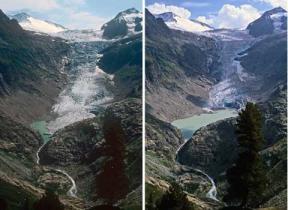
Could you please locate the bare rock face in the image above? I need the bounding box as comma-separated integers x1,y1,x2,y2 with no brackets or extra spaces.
0,114,42,158
39,118,103,166
39,98,142,209
178,118,237,178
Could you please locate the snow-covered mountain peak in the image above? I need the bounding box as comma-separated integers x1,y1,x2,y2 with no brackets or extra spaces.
247,7,287,37
101,8,142,39
11,12,30,21
154,12,177,22
11,12,67,34
154,12,213,33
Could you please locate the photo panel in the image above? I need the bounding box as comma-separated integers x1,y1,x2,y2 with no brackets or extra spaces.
0,1,143,210
145,0,287,209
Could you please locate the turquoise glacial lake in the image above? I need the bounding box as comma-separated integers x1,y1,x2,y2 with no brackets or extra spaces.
31,121,51,143
172,109,238,139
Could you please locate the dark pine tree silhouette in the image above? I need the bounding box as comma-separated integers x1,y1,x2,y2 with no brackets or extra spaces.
21,198,30,210
0,198,7,210
89,205,122,210
224,102,267,208
96,117,129,203
146,193,156,210
156,182,194,210
33,190,64,210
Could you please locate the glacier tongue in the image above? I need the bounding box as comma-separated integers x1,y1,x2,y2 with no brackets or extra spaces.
208,30,255,109
48,43,113,133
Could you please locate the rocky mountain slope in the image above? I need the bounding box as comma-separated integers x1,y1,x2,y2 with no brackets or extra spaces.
145,6,287,210
0,9,70,125
0,111,86,210
179,85,287,208
101,8,142,39
0,7,142,210
247,7,287,37
39,99,142,209
98,34,142,98
239,32,287,102
146,9,219,122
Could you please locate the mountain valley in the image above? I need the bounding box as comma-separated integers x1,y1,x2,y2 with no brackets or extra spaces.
0,7,142,210
146,6,287,210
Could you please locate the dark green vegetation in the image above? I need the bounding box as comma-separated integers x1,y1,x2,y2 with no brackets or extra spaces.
99,34,142,98
96,111,129,203
224,103,267,207
0,190,65,210
33,191,64,210
147,183,195,210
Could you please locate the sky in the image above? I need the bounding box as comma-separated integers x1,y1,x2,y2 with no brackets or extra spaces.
0,0,142,30
146,0,287,29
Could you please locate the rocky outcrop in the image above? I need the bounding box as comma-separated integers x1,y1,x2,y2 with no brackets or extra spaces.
178,118,237,177
145,113,183,185
40,99,142,209
239,33,287,103
259,84,287,145
146,113,183,165
99,34,142,98
0,112,85,210
39,118,102,166
0,113,42,183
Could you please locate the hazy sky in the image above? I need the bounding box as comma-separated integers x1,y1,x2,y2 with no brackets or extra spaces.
146,0,287,29
0,0,142,29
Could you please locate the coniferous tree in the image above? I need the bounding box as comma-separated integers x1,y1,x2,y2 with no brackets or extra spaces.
96,118,128,203
22,198,30,210
33,190,64,210
156,182,194,210
224,102,267,207
146,193,156,210
0,198,7,210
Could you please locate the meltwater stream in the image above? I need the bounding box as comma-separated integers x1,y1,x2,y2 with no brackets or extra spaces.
32,121,78,197
172,109,237,201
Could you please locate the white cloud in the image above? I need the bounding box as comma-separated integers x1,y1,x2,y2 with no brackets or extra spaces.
64,10,108,30
197,4,261,29
180,2,211,8
1,0,108,30
0,0,59,11
259,0,287,10
197,16,214,25
146,3,191,19
61,0,86,8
